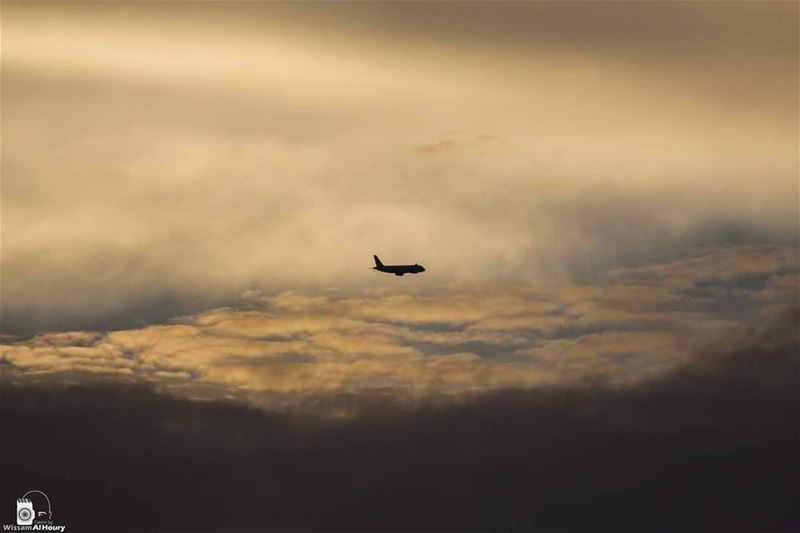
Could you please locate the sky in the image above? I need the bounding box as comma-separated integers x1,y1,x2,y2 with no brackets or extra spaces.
1,2,798,531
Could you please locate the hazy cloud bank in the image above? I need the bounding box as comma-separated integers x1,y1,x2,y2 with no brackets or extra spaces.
3,2,797,335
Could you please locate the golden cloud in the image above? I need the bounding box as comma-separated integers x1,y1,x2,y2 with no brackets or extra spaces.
3,247,796,413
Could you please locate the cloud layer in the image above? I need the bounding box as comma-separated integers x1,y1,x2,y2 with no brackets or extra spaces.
3,246,796,414
2,306,796,532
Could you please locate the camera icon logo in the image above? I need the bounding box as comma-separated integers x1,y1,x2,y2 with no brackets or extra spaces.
11,491,53,527
16,498,34,526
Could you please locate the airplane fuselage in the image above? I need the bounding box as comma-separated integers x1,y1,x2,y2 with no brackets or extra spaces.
372,255,425,276
375,264,425,276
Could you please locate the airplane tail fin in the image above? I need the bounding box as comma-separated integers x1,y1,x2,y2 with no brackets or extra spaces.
373,255,384,268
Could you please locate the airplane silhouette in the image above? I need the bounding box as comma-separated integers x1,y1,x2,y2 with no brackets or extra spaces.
373,255,426,276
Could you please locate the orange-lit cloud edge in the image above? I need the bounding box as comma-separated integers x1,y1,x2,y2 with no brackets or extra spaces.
3,245,796,415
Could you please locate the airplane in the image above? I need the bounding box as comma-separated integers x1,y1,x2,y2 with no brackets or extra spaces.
372,255,426,276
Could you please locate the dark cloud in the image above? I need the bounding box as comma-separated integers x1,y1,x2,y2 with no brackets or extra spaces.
0,285,232,342
414,135,495,155
17,2,796,61
2,309,796,532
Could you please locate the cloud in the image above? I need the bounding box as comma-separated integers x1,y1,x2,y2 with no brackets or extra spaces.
2,247,796,412
2,3,797,336
414,135,495,155
2,308,796,532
